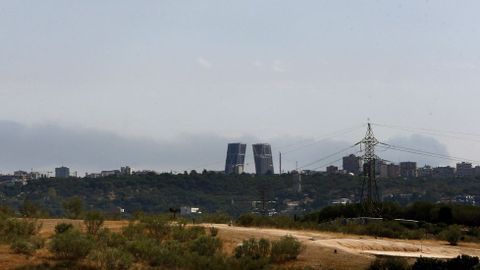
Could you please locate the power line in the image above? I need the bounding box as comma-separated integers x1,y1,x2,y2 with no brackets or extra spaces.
378,143,480,164
373,123,480,144
310,150,363,171
298,145,357,170
373,122,480,138
277,124,365,154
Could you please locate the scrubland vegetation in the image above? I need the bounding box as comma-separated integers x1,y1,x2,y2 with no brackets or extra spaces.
1,209,305,270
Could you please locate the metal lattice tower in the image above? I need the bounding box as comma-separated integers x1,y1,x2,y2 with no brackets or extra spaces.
356,123,381,216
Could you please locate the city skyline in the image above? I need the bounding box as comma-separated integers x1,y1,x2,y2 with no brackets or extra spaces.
0,120,472,175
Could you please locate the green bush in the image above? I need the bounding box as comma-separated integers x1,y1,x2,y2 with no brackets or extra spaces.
49,229,93,260
270,235,302,263
210,226,219,237
0,218,42,244
229,256,270,270
88,247,133,270
183,253,231,270
234,238,271,260
412,255,480,270
63,197,84,219
141,215,171,240
368,257,409,270
172,225,205,242
121,222,145,241
190,235,222,257
55,223,74,234
96,229,127,248
199,213,232,224
10,236,44,256
440,225,462,246
84,211,105,236
446,255,479,270
148,240,184,267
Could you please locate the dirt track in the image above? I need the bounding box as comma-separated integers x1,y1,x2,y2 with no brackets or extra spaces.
210,224,480,269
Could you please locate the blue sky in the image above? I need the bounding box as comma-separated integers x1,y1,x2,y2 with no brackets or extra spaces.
1,1,479,173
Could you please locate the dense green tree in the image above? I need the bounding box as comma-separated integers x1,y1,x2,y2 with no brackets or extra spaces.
63,196,84,219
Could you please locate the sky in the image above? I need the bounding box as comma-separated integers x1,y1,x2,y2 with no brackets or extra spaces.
1,1,480,174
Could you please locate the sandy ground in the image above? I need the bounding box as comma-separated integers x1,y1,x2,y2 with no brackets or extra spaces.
2,219,480,270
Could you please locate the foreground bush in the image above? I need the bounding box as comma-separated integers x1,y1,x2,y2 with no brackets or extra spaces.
190,235,222,257
84,211,105,236
10,236,45,256
49,229,93,260
235,238,271,260
270,235,302,263
439,225,462,246
368,257,409,270
412,255,480,270
0,218,42,244
54,223,74,234
88,247,133,270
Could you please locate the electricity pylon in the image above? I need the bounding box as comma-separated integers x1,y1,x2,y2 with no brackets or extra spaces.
355,123,381,216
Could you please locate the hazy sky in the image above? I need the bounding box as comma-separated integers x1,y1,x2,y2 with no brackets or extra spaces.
1,1,480,173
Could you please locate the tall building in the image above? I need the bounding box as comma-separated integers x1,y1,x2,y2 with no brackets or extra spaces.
456,162,474,178
400,162,417,178
387,163,401,178
55,166,70,178
417,165,433,177
224,143,247,174
342,154,361,175
326,165,339,175
252,143,274,175
379,163,400,178
475,166,480,177
433,166,455,178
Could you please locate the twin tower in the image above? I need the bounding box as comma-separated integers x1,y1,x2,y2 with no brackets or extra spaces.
225,143,274,175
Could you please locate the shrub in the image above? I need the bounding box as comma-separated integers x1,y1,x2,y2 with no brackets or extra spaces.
148,240,184,267
270,235,302,263
121,222,145,241
63,197,84,219
19,201,42,218
199,213,232,224
446,255,479,270
84,211,105,235
190,235,222,257
229,256,270,270
49,229,93,260
368,257,409,270
440,225,462,246
126,238,159,262
55,223,74,234
172,225,205,242
0,218,42,244
96,230,127,248
210,226,219,237
236,214,257,227
10,237,44,256
141,215,170,240
183,253,231,270
235,238,271,260
88,247,133,270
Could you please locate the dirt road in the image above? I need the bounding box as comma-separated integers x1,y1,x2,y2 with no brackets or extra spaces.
211,224,480,269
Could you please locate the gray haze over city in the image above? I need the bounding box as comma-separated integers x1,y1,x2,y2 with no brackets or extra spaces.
1,1,479,174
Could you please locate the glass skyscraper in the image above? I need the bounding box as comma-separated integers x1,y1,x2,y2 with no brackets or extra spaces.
224,143,247,174
252,143,274,175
